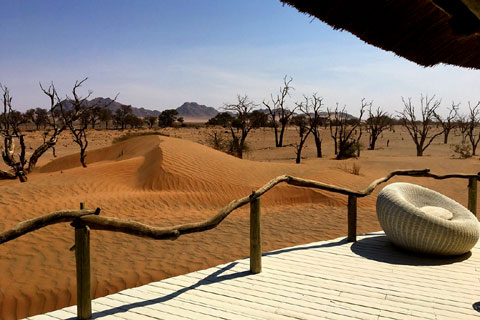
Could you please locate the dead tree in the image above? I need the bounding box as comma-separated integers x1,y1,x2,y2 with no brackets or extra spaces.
465,102,480,156
328,101,366,160
0,85,28,181
434,102,458,144
456,114,469,143
223,95,257,159
365,103,391,150
29,83,70,172
59,79,93,168
60,79,118,167
262,76,297,147
299,94,325,158
291,113,312,164
398,95,444,156
0,80,114,182
328,103,341,155
0,83,68,181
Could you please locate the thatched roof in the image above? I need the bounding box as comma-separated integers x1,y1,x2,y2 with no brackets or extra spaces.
280,0,480,69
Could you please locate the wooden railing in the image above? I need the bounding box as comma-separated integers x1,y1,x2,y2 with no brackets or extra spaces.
0,168,478,319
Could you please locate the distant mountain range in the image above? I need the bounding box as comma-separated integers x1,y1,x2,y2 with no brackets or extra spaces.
94,97,164,118
56,99,356,121
57,98,219,119
58,97,161,118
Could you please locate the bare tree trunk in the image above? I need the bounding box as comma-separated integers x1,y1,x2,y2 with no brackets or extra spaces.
369,134,378,150
27,127,64,172
470,134,479,156
295,139,306,163
274,126,279,147
80,148,87,167
278,125,286,147
314,134,322,158
443,129,450,144
416,145,423,156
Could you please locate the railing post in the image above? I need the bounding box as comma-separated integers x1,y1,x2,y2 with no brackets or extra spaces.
468,177,477,217
73,202,92,319
347,195,357,242
250,197,262,274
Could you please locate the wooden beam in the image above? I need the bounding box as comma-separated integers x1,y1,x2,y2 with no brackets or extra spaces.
250,197,262,274
468,177,477,216
73,202,92,320
0,208,100,245
347,195,357,242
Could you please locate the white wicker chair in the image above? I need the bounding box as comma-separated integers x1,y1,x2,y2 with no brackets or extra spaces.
376,182,479,255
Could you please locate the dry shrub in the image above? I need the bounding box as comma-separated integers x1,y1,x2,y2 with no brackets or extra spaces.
207,130,227,151
206,130,249,158
451,143,472,159
351,162,361,175
337,162,361,175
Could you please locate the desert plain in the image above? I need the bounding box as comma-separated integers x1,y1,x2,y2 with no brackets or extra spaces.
0,125,478,319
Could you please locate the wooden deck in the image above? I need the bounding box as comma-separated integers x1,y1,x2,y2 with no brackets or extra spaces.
27,232,480,320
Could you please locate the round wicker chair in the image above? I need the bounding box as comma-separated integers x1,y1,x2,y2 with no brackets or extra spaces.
376,182,479,255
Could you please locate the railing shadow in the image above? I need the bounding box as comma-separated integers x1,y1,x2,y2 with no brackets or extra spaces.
76,262,250,319
263,237,349,257
350,234,472,266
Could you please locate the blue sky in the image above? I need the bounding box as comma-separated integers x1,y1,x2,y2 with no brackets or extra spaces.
1,0,479,117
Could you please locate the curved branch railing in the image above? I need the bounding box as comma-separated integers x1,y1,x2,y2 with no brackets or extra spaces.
1,169,478,245
0,168,478,319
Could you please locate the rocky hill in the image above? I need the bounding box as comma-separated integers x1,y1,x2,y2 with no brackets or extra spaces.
176,102,218,119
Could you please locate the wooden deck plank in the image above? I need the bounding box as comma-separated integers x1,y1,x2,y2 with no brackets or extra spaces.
137,283,261,320
186,270,434,319
239,258,478,305
27,232,480,319
92,295,185,320
26,315,59,320
160,277,379,320
151,280,298,319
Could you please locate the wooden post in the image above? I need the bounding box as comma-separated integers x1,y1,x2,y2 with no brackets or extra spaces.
468,177,477,217
347,195,357,242
250,197,262,274
74,202,92,319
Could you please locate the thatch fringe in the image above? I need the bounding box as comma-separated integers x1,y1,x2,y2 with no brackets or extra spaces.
280,0,480,69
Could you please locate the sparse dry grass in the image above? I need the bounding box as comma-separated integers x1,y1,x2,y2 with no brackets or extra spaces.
337,161,361,175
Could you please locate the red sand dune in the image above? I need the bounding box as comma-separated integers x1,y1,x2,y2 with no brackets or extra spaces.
0,135,476,319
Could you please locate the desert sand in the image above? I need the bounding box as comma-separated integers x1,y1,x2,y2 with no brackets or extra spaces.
0,126,478,319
